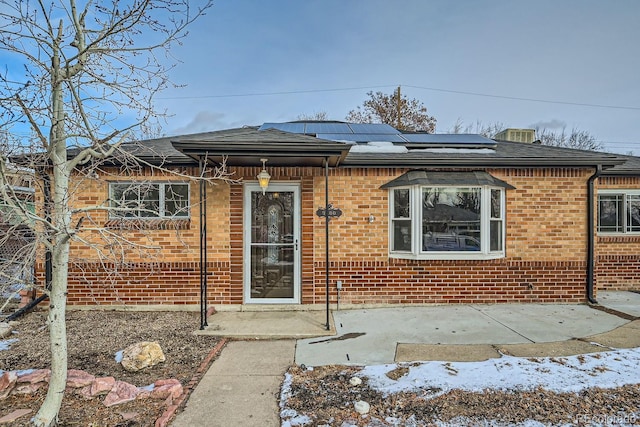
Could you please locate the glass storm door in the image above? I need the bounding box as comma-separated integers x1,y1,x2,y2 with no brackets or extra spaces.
244,183,300,303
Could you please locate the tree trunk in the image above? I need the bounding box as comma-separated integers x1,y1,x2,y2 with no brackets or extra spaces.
32,244,69,426
33,33,71,425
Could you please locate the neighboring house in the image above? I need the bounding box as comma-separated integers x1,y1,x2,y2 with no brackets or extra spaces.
0,163,36,303
34,122,640,318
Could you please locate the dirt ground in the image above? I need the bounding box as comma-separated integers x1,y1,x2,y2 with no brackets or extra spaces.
3,310,640,426
0,310,220,426
284,365,640,426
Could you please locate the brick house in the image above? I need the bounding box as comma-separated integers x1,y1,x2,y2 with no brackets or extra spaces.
49,122,640,321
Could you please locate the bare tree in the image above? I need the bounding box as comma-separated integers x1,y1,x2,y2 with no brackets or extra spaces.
346,87,437,132
449,119,506,139
535,127,603,151
297,111,329,121
450,119,603,152
0,1,215,425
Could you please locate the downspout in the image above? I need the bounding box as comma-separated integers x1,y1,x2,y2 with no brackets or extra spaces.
199,157,209,330
587,165,602,304
6,294,49,322
324,157,330,330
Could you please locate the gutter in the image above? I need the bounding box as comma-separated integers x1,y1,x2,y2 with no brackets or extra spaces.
586,165,602,304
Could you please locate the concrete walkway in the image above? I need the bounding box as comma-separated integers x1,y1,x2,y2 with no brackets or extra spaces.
295,303,629,366
171,340,295,427
172,293,640,426
599,290,640,317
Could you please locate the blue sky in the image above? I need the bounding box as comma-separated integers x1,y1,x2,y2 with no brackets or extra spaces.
154,0,640,154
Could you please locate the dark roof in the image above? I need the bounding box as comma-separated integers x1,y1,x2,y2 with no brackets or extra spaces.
73,121,638,173
171,127,349,167
344,140,625,169
600,154,640,176
380,171,515,189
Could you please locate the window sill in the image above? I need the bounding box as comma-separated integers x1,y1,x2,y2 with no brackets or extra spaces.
389,251,505,261
598,234,640,243
104,218,191,230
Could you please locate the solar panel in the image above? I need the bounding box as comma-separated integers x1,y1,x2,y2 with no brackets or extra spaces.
259,122,496,148
259,122,306,133
347,123,398,134
303,122,352,134
317,133,407,143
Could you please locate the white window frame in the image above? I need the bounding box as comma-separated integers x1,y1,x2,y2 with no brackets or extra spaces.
109,182,190,219
597,190,640,235
389,185,506,260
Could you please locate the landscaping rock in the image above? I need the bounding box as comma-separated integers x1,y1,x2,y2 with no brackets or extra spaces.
120,341,166,372
150,378,182,404
103,380,140,407
354,400,370,415
0,409,32,424
349,376,362,386
67,369,96,388
91,376,116,396
12,382,44,395
0,371,18,399
18,369,50,384
0,322,12,339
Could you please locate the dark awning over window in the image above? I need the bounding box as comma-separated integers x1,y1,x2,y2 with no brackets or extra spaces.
380,170,516,189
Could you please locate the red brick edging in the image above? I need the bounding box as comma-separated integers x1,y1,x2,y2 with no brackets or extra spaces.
155,338,228,427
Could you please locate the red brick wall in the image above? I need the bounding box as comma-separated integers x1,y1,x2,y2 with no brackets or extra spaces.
594,176,640,291
309,167,590,305
312,259,586,305
51,164,640,307
39,261,230,306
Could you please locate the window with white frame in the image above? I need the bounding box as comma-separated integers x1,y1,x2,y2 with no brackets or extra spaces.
386,173,509,259
598,191,640,234
109,182,190,219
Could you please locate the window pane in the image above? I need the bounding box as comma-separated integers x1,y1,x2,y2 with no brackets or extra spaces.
627,195,640,232
110,183,139,217
598,194,623,233
392,219,412,251
491,189,501,219
422,187,480,252
393,189,410,218
490,219,502,251
165,184,189,217
140,184,160,217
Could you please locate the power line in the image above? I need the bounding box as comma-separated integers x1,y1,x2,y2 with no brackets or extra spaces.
157,83,640,111
404,85,640,111
156,85,396,100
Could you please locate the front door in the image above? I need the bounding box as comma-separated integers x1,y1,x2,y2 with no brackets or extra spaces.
244,183,300,303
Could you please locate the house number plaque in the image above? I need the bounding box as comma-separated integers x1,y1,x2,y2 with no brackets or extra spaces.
316,204,342,219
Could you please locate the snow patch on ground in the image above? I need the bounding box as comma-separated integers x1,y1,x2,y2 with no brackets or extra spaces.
280,372,311,427
360,348,640,396
281,348,640,426
0,338,19,351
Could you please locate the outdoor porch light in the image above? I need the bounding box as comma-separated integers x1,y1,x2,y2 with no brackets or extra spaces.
257,158,271,194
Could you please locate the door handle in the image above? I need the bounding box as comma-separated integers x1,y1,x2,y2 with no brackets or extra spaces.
295,239,298,251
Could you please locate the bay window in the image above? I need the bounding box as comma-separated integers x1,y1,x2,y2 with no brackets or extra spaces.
384,171,512,260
